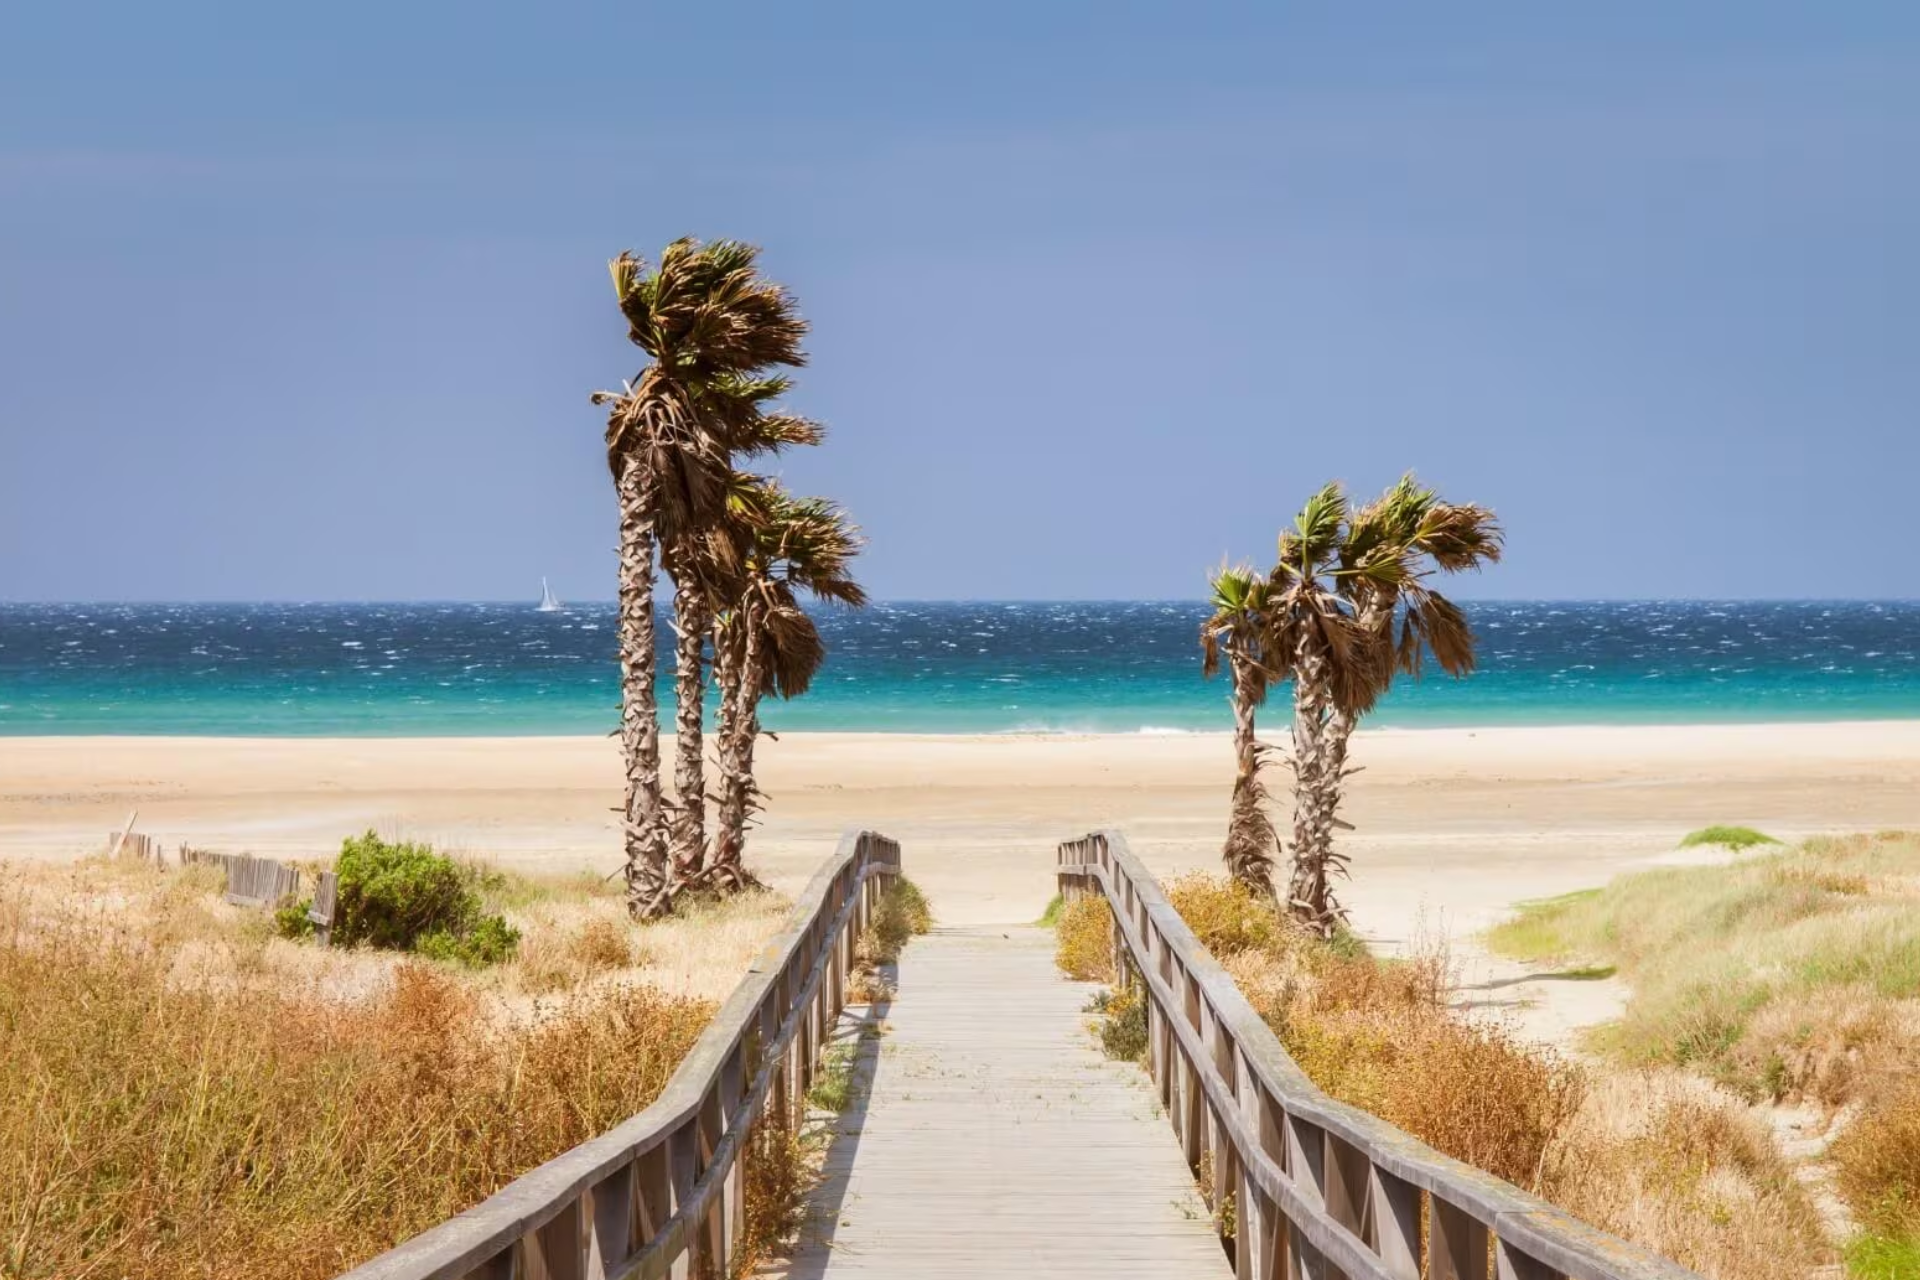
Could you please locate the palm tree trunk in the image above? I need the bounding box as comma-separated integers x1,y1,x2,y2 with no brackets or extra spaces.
707,618,767,891
1223,650,1276,898
617,455,671,920
708,617,751,880
668,563,709,881
1287,631,1341,935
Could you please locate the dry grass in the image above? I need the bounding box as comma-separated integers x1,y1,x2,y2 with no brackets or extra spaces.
737,1113,810,1277
503,884,790,1004
1069,871,1825,1280
1054,893,1116,983
1487,831,1920,1276
0,855,802,1280
1167,876,1581,1191
1541,1071,1833,1279
848,877,932,1003
1832,1075,1920,1266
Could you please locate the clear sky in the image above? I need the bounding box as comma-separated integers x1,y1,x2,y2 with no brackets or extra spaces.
2,3,1915,602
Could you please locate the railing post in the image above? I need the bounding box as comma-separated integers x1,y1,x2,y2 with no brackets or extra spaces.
1369,1167,1422,1280
1496,1240,1560,1280
1235,1050,1283,1280
529,1198,586,1280
586,1163,634,1279
1430,1199,1490,1280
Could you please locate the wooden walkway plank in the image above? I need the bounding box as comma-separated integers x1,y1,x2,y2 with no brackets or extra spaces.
774,924,1233,1278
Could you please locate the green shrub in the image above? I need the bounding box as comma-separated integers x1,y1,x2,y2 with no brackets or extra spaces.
334,832,474,950
328,831,518,966
273,898,315,940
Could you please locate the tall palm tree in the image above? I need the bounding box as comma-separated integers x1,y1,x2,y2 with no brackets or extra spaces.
1264,478,1500,934
1199,565,1279,897
594,240,809,919
706,483,866,888
1264,482,1380,932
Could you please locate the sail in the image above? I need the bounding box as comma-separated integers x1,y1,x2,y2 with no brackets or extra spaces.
537,577,563,612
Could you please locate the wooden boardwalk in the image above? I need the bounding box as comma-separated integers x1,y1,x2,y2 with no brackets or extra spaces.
776,924,1232,1278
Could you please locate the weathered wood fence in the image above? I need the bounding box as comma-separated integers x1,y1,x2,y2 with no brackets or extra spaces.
339,828,902,1280
180,847,305,906
171,846,339,938
1057,830,1698,1280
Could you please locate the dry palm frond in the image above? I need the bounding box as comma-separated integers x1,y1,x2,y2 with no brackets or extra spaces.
1224,753,1280,897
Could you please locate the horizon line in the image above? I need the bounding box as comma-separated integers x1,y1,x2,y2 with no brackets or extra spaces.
4,596,1919,608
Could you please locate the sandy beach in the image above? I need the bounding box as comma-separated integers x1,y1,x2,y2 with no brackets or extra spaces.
5,723,1916,945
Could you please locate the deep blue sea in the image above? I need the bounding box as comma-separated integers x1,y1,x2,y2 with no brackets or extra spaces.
1,602,1917,736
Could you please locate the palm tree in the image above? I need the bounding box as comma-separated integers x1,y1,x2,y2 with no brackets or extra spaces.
705,483,866,888
594,240,809,919
1323,475,1502,826
664,373,823,883
1199,565,1279,897
1265,478,1500,934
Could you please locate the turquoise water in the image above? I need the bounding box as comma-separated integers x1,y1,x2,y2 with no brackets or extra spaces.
2,601,1918,736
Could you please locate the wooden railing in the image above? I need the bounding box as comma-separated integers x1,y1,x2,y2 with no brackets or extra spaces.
1057,830,1698,1280
341,829,901,1280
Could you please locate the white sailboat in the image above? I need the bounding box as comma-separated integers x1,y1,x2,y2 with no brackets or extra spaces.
536,577,564,612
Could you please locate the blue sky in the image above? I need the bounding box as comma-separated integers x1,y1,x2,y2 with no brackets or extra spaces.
1,3,1914,601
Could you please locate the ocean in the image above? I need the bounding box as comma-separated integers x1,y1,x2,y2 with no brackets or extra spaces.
1,601,1917,736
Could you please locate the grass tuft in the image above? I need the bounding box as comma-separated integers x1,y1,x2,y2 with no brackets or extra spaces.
1052,894,1116,983
1680,825,1783,852
1846,1233,1920,1280
1085,987,1148,1063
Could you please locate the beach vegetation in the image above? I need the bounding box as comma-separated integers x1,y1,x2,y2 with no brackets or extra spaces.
1489,831,1920,1273
1680,824,1783,851
0,867,714,1280
863,876,933,962
1086,987,1148,1062
1486,831,1920,1102
1253,476,1501,933
329,830,520,965
1151,873,1579,1188
1052,892,1117,983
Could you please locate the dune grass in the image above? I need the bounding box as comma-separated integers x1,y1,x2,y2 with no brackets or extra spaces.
0,854,804,1280
1488,830,1920,1274
1485,831,1920,1102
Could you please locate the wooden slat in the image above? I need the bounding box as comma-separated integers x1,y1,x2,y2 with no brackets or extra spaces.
774,925,1231,1277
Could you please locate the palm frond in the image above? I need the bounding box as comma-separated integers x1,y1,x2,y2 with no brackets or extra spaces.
1290,481,1347,568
